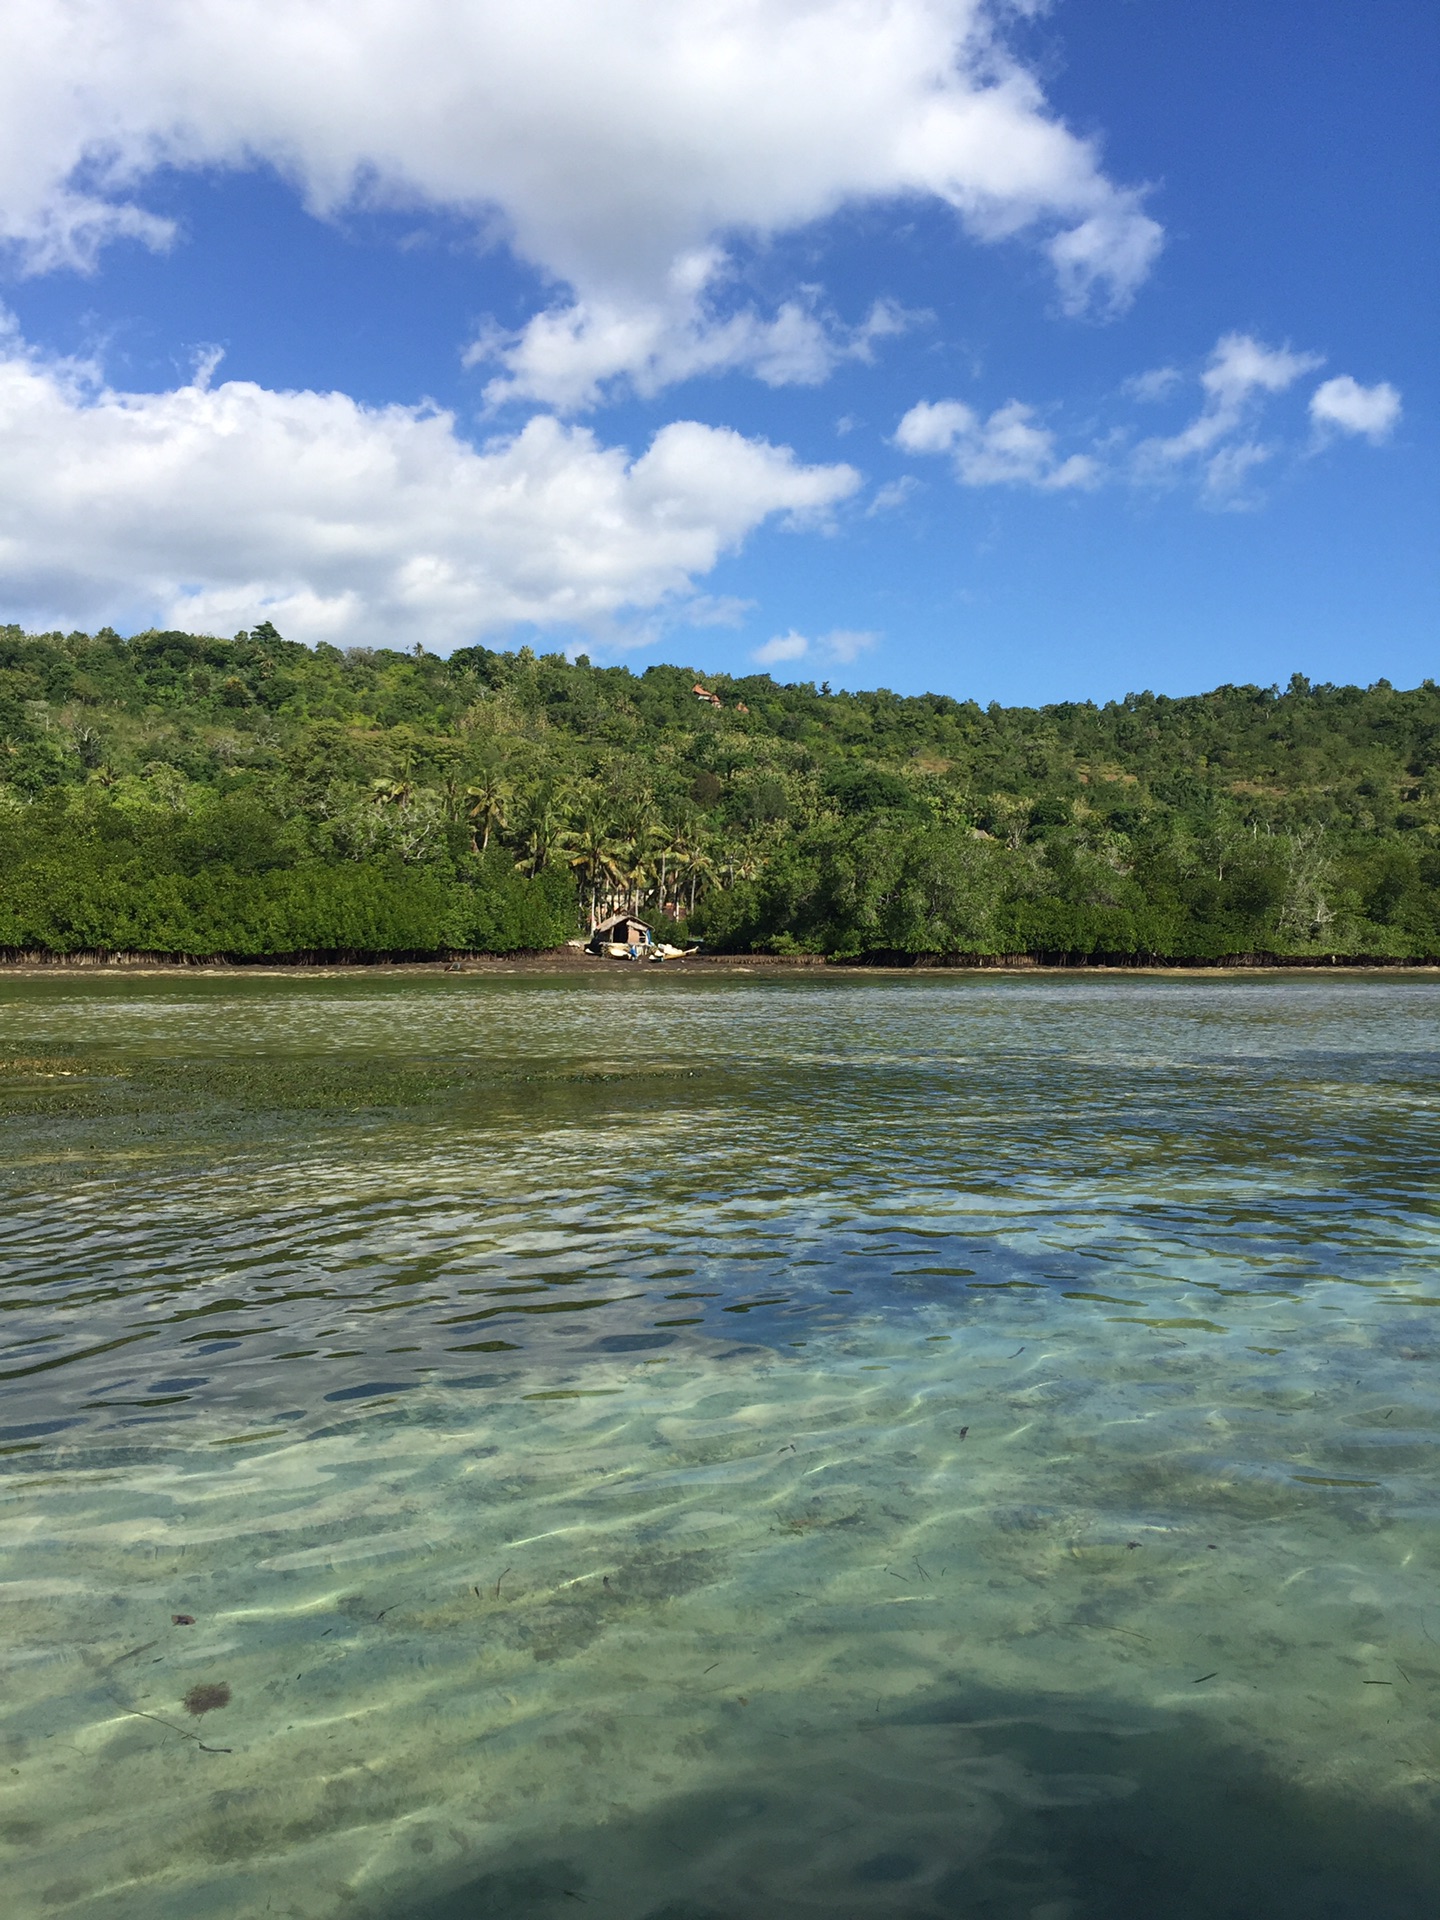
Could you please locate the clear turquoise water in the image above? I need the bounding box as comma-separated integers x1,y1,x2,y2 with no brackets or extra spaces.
1,972,1437,1918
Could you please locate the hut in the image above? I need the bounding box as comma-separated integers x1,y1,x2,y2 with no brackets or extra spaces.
586,913,655,956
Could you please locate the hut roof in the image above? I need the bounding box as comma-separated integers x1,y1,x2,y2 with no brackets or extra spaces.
591,912,653,941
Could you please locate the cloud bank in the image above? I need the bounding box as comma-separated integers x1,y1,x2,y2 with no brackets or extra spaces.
0,326,858,647
0,1,1163,406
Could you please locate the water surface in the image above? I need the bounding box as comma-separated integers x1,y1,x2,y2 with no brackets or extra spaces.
1,972,1437,1918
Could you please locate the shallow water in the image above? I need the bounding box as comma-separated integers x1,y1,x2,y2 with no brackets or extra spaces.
1,971,1437,1919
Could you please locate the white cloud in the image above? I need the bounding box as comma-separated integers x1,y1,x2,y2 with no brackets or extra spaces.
1200,440,1273,505
823,628,878,664
753,631,812,666
1136,333,1323,478
0,320,858,647
473,267,913,413
1123,365,1181,403
1310,375,1401,442
677,593,753,630
895,397,1097,489
751,626,876,668
894,399,975,456
867,475,919,514
0,2,1162,405
894,332,1403,512
1199,334,1324,412
1131,331,1337,501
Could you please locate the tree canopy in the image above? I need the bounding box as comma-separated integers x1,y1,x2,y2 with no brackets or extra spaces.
1,623,1437,960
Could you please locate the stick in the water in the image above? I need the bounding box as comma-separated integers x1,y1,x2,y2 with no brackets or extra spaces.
116,1703,232,1753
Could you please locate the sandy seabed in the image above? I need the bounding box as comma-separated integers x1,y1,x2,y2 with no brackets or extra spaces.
1,969,1436,1917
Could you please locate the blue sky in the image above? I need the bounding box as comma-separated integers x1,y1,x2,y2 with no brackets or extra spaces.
0,0,1432,704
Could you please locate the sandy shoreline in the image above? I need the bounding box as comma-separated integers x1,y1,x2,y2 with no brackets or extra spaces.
0,950,1436,979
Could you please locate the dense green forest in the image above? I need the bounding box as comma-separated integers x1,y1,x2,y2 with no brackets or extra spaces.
1,621,1437,961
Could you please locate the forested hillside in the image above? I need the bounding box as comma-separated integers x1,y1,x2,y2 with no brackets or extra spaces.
1,621,1437,960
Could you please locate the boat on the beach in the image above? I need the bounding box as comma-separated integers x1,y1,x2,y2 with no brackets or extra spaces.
581,913,696,962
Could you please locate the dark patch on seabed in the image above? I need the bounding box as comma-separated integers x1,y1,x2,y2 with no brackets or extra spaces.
377,1689,1438,1920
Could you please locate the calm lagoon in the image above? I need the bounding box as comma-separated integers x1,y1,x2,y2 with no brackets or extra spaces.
1,972,1437,1918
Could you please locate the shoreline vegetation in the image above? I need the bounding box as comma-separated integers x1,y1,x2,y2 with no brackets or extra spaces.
2,621,1437,968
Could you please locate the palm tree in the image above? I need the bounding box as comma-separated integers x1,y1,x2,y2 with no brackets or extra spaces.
599,775,664,910
557,806,624,927
512,782,560,876
653,824,700,920
680,844,718,917
464,763,510,852
370,773,413,809
653,832,676,921
615,800,665,916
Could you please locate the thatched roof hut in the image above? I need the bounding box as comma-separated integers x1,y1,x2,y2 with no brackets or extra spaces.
587,913,654,952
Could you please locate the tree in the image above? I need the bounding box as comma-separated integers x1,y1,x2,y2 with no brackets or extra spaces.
512,781,561,877
464,758,511,852
557,805,623,927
